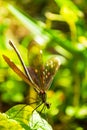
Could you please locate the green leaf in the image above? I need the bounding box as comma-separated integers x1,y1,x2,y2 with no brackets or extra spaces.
0,112,24,130
29,111,53,130
6,104,33,125
6,104,53,130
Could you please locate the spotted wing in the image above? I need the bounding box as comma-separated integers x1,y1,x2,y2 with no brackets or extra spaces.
43,56,60,91
27,41,44,91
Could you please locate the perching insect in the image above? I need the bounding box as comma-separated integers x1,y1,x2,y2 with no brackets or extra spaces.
3,40,60,111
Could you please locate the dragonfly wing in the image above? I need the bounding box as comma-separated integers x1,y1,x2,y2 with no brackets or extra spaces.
27,41,44,90
43,56,60,90
3,55,31,86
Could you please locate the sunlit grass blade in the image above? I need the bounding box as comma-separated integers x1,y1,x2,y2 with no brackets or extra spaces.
6,3,82,55
7,4,50,45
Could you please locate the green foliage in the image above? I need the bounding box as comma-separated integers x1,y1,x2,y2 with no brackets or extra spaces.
0,0,87,130
0,105,52,130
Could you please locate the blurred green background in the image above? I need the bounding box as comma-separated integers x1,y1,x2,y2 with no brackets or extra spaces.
0,0,87,130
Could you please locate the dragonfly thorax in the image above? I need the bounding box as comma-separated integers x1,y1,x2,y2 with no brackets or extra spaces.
39,90,50,109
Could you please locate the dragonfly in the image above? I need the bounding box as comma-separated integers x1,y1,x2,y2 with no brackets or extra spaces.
3,40,60,110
